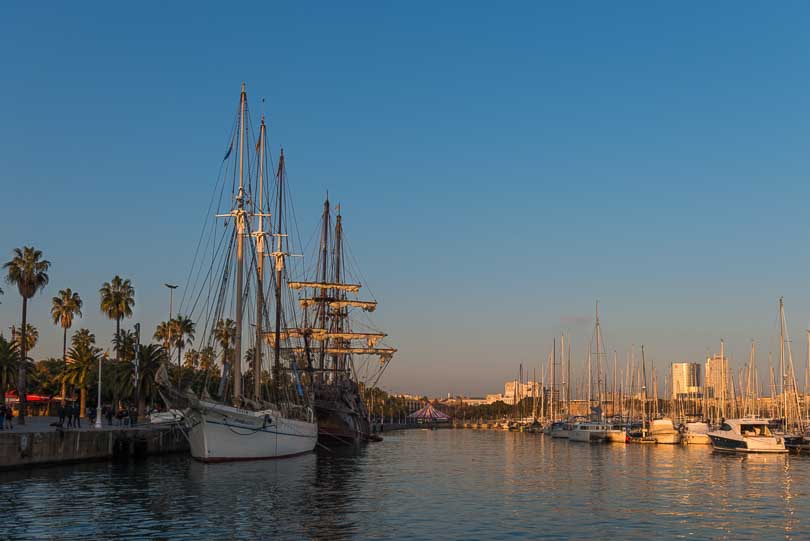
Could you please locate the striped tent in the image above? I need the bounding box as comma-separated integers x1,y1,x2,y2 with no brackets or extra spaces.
407,403,451,421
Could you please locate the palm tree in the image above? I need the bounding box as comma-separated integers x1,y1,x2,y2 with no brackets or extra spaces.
113,343,166,416
30,358,63,399
51,288,83,405
112,329,137,363
10,324,38,355
171,315,195,371
4,246,50,425
183,348,200,369
154,320,172,351
99,276,135,361
214,318,236,370
63,340,102,418
72,328,96,349
199,346,216,373
0,335,19,407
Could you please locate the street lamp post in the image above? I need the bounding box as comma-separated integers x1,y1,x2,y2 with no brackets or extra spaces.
95,353,105,429
164,284,179,390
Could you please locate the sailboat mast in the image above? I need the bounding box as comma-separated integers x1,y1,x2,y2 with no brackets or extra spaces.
317,198,330,376
272,150,286,393
720,339,725,420
780,298,787,428
567,337,571,418
233,82,247,404
595,302,602,419
551,338,556,422
333,209,344,383
641,345,648,436
254,115,267,402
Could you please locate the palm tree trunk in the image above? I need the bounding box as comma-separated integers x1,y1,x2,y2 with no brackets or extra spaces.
115,317,121,361
177,345,183,389
17,298,28,425
80,386,86,418
61,326,67,407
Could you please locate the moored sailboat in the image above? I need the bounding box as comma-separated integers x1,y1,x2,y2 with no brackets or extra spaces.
158,84,317,461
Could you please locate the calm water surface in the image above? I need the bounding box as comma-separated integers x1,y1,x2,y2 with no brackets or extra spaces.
0,429,808,540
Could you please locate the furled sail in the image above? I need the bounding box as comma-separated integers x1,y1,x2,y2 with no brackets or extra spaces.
286,346,397,358
264,330,386,347
288,281,361,293
298,298,377,312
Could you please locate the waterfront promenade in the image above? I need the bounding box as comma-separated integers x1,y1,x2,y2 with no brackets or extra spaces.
0,417,188,470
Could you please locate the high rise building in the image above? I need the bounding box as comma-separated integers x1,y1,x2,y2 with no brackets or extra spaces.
704,354,728,400
671,362,701,399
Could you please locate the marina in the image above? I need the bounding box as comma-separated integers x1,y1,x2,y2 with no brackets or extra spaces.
5,3,810,539
1,429,808,540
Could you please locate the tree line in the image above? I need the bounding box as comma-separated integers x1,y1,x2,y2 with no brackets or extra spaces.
0,245,244,425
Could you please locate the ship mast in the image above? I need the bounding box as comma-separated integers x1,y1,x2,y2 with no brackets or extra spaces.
333,206,345,384
641,344,648,437
318,198,330,378
272,150,287,394
233,82,247,404
595,301,602,420
253,114,268,402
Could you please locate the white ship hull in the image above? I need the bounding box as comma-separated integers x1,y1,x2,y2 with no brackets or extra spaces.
570,422,614,443
683,432,711,445
549,427,570,439
652,431,682,444
682,422,711,445
186,400,317,462
605,429,627,443
649,419,682,444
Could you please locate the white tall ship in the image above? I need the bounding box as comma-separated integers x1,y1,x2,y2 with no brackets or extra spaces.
158,84,317,461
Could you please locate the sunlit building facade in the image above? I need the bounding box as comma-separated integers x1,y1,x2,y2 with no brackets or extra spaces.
671,362,702,399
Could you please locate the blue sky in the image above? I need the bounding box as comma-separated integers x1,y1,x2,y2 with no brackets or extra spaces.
2,2,810,396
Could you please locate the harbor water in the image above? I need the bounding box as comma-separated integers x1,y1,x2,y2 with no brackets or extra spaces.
1,429,807,540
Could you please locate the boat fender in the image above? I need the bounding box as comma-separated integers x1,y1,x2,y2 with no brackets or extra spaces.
263,415,273,428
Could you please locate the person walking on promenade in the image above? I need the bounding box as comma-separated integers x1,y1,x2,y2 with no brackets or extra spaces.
106,406,113,426
66,402,73,428
0,405,5,430
5,405,13,429
70,402,82,428
57,404,65,428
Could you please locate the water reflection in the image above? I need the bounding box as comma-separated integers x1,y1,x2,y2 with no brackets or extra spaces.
0,430,808,539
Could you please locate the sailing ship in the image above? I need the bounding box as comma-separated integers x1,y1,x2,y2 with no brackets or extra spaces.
286,198,396,444
157,83,317,461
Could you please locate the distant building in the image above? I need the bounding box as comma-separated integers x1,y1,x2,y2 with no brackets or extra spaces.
671,362,702,399
438,396,490,407
704,354,728,399
503,380,540,405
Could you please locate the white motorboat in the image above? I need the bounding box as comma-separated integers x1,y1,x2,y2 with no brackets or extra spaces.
681,421,711,445
708,418,787,453
648,418,681,444
569,421,612,443
548,421,573,439
605,423,627,443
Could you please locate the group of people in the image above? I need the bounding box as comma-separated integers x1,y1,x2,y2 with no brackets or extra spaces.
0,404,14,430
54,404,140,429
56,403,83,428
